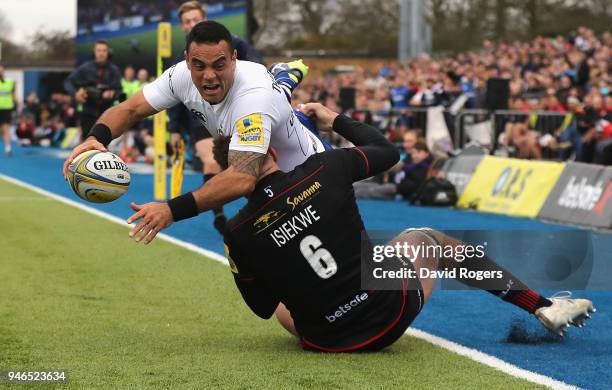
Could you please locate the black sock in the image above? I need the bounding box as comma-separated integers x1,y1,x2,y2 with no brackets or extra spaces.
442,254,552,314
501,289,552,314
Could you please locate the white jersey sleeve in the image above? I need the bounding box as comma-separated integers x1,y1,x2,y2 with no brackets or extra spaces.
142,62,191,111
227,90,280,155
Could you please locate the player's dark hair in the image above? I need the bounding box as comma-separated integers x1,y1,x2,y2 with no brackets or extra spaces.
212,135,231,170
185,21,234,53
95,39,109,47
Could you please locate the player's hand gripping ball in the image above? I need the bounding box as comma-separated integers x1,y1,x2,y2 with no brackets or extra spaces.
66,150,130,203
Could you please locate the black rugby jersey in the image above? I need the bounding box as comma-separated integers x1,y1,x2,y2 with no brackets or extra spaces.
224,115,401,348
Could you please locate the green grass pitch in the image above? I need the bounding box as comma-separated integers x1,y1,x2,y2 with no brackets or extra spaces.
0,178,544,389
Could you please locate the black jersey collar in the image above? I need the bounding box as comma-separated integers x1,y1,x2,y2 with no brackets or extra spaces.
249,171,285,201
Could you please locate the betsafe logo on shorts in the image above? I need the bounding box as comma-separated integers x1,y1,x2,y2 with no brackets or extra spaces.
325,293,369,323
237,113,264,145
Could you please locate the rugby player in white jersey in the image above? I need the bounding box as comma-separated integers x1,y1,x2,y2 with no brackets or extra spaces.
63,21,326,239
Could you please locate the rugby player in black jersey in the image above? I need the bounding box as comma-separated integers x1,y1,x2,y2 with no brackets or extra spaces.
127,103,595,351
215,103,596,350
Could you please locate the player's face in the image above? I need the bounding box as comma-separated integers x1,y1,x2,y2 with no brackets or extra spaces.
186,40,237,104
181,9,205,34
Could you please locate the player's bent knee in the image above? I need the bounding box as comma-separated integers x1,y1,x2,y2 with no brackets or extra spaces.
397,227,443,304
402,227,450,247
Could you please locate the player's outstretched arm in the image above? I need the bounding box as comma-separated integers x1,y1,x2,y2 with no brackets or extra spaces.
300,102,400,181
149,149,264,231
125,163,258,244
62,90,158,175
191,150,264,210
125,150,264,245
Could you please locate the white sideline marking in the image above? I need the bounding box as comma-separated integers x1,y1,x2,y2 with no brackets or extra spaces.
0,174,227,265
0,173,580,390
406,328,580,389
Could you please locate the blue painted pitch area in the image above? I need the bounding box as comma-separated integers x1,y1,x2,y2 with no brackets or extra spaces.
2,146,611,389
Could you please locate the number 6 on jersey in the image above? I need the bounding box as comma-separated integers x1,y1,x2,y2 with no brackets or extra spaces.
299,235,337,279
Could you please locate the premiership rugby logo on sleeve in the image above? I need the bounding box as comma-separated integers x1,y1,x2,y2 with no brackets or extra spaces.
236,113,264,145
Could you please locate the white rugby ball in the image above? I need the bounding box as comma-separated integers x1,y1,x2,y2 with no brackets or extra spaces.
66,150,130,203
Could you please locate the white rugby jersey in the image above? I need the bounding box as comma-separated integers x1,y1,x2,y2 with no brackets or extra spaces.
143,60,324,172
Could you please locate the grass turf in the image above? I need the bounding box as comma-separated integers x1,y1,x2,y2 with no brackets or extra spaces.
0,178,545,389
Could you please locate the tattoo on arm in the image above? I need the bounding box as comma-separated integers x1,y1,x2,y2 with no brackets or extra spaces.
228,150,266,178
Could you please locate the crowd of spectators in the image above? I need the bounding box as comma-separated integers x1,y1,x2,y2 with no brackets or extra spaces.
289,27,610,199
295,27,611,164
17,92,76,147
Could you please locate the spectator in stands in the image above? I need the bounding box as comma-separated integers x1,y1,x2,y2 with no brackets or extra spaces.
125,68,153,159
352,129,423,200
501,98,542,159
582,93,612,164
64,40,122,140
115,65,146,158
552,95,589,160
543,89,566,112
565,48,590,91
387,116,409,144
121,65,140,100
23,91,41,126
361,87,391,130
136,68,149,87
309,77,330,103
290,89,309,108
556,75,574,105
389,76,411,110
395,141,432,200
400,129,420,163
410,78,443,107
17,93,37,146
594,118,612,165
